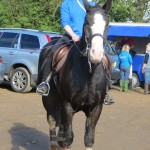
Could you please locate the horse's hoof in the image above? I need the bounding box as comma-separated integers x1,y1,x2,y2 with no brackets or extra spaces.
50,144,61,150
50,144,57,150
85,147,92,150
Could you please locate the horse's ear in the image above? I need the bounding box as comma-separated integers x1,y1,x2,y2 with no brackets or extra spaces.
102,0,112,13
83,0,93,13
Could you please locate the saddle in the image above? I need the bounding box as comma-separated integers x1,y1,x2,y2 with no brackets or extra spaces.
52,44,72,73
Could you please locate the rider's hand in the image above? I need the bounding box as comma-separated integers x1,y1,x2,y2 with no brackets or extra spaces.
72,35,80,42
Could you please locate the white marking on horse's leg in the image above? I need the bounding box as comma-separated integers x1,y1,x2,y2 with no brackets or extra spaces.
48,115,56,129
48,115,58,150
90,13,106,64
85,147,93,150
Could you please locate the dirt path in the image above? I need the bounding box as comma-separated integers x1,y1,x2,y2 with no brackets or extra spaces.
0,84,150,150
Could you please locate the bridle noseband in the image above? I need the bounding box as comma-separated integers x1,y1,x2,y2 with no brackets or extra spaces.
91,33,104,41
85,33,104,50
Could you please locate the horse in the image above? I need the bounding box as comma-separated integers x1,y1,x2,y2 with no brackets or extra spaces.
38,0,112,149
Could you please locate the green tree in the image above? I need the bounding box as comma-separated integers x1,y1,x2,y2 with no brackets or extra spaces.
0,0,149,32
96,0,150,23
0,0,62,32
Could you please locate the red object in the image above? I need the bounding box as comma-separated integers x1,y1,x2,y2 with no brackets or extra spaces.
121,37,135,48
46,34,52,42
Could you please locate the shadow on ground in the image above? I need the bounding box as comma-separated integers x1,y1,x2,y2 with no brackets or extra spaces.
9,123,49,150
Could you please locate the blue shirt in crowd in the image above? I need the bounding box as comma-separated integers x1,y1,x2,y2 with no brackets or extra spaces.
119,51,132,67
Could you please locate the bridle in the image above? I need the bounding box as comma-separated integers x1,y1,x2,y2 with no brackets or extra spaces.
91,33,104,40
85,33,104,50
73,33,104,73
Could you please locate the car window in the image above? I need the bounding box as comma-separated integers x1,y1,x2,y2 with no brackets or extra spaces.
0,32,2,37
0,32,19,48
20,34,40,50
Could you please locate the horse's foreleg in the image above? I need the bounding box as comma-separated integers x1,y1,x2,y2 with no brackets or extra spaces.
42,94,61,150
47,106,61,150
58,102,74,149
47,114,60,150
84,104,103,150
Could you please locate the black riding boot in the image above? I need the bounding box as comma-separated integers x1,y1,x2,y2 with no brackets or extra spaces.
36,45,54,96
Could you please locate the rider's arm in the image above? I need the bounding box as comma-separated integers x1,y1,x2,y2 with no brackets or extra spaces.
64,25,80,42
142,53,149,73
144,53,149,64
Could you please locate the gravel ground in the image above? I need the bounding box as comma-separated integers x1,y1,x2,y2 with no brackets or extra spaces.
0,84,150,150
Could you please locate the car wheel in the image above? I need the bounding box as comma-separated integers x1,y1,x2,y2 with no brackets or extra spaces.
10,67,32,93
132,73,140,87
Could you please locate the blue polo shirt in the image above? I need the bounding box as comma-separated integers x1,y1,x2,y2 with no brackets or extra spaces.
61,0,95,37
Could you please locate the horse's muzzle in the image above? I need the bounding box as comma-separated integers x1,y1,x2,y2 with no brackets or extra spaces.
89,48,104,64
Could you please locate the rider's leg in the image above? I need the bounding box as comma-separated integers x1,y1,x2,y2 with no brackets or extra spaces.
104,80,115,105
37,35,71,96
124,67,130,92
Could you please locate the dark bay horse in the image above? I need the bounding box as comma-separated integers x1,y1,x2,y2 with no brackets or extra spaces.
38,0,112,150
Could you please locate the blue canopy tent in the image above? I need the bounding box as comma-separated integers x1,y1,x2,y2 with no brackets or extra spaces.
107,22,150,38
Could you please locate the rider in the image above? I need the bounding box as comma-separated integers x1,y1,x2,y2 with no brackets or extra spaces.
36,0,114,105
36,0,95,95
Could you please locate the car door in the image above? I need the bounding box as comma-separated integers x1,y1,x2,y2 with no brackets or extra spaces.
0,31,19,74
0,56,5,83
18,34,41,74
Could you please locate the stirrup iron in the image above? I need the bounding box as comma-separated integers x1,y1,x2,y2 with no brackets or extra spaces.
36,71,53,96
36,82,50,96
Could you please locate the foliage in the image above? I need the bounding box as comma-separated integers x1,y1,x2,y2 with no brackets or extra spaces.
0,0,62,32
0,0,149,33
96,0,150,23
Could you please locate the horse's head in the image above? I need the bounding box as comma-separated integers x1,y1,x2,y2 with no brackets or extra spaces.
83,0,112,64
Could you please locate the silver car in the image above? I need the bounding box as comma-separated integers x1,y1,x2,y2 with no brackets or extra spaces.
0,28,62,92
0,56,4,84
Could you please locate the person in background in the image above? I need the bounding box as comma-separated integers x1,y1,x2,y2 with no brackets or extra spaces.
120,36,135,89
115,42,121,54
119,44,132,92
142,42,150,94
120,36,136,58
109,40,117,52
